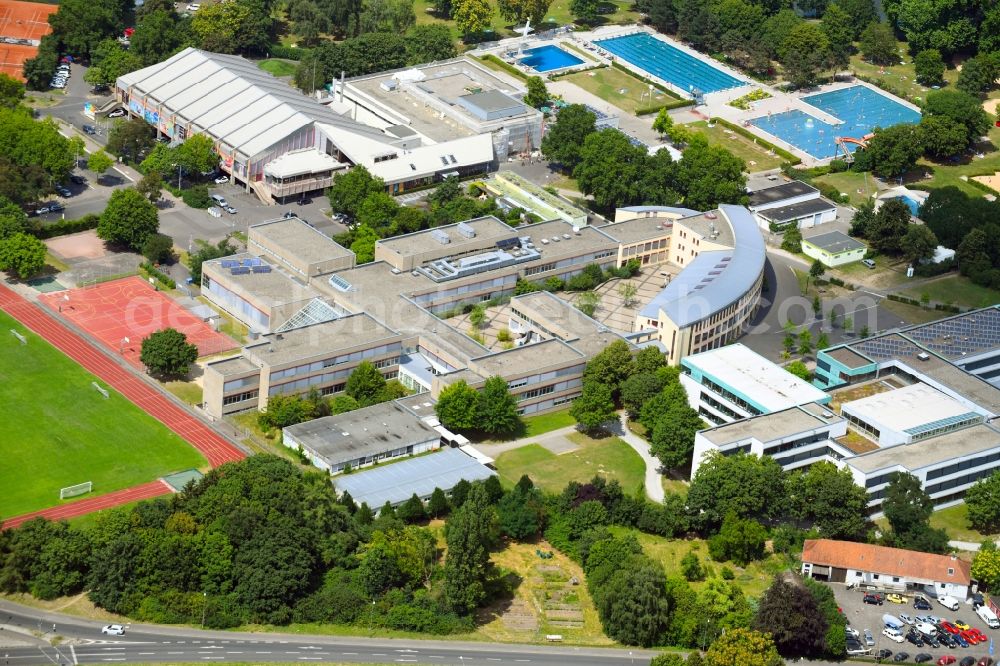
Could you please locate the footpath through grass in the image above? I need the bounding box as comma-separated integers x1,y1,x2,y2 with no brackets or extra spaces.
495,432,645,494
687,121,785,171
0,310,206,518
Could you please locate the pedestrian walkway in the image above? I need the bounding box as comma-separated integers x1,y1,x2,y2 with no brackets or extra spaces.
609,413,665,503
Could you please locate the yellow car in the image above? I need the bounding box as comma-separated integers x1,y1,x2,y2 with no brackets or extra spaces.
886,593,906,604
953,619,970,630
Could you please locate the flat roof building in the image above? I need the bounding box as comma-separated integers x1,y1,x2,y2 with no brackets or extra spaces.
248,216,355,279
283,401,441,473
747,180,837,231
802,230,867,267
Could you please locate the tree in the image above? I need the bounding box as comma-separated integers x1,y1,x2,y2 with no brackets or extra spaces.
191,0,274,54
496,0,550,25
621,372,667,416
435,380,480,431
864,124,925,178
781,225,802,253
859,21,897,65
972,542,1000,591
444,485,495,613
797,329,813,356
542,104,597,171
468,303,486,329
686,451,787,530
583,339,635,398
476,376,520,436
84,40,143,87
785,360,811,381
900,223,938,263
649,655,686,666
809,259,825,283
109,119,156,164
130,9,193,66
574,129,648,211
680,549,704,581
787,461,869,540
570,380,617,432
675,135,747,210
964,471,1000,532
0,232,46,279
618,281,639,309
833,0,877,38
349,224,379,264
924,89,991,150
652,108,673,139
821,3,854,70
708,513,767,565
919,114,969,159
816,331,829,351
176,135,218,175
0,73,25,109
428,487,450,518
187,238,236,283
140,328,198,377
649,397,704,470
496,484,545,540
358,0,416,34
591,557,671,646
405,25,457,63
396,494,427,523
576,291,600,317
753,578,827,658
142,233,174,264
956,54,1000,97
88,150,114,181
866,198,911,254
136,170,164,204
570,0,600,23
881,472,944,549
451,0,493,36
97,188,160,251
524,76,548,109
328,166,385,215
780,22,831,88
914,49,945,86
47,0,134,61
356,192,400,232
704,628,782,666
345,360,387,407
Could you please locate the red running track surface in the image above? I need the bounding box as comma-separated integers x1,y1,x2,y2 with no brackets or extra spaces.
2,480,173,529
0,284,244,524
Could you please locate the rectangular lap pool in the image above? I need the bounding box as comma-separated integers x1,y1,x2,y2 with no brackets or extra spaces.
519,45,584,73
594,32,744,94
750,85,921,160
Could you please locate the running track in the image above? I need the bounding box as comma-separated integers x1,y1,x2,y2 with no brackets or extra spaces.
0,284,245,526
2,481,172,529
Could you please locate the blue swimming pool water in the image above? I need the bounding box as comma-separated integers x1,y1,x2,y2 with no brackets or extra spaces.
894,195,921,216
594,33,744,94
750,85,921,159
519,45,584,72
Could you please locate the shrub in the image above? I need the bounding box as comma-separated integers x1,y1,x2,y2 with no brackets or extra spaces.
33,213,100,239
267,44,312,60
829,159,848,173
139,262,177,289
181,185,212,209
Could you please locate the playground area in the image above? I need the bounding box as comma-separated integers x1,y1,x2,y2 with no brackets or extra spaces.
40,276,238,369
0,0,57,80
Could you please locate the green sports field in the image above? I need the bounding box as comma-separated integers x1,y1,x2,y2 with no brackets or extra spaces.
0,310,207,519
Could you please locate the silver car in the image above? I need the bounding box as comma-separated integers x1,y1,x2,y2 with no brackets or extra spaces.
864,628,875,646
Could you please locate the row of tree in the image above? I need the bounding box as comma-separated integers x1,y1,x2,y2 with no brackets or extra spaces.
542,105,748,213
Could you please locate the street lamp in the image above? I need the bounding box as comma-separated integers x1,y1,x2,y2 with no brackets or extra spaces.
201,592,207,628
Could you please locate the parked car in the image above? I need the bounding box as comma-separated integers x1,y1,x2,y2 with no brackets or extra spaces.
884,627,905,643
107,108,126,118
846,626,860,639
206,206,222,218
214,174,229,184
876,649,894,661
223,205,237,214
282,210,295,219
82,125,97,135
972,593,985,609
55,185,72,197
937,657,956,666
941,621,961,634
953,620,970,630
888,594,907,604
915,597,933,610
101,624,125,635
907,630,925,647
914,654,932,664
978,658,995,666
939,596,961,612
954,633,969,648
863,258,877,268
186,2,200,8
967,628,987,643
900,614,915,625
894,653,910,663
70,175,86,185
297,195,312,205
960,629,980,645
960,658,976,666
866,593,885,605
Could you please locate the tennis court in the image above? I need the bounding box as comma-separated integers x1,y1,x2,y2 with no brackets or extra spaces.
595,32,744,94
751,85,921,159
0,0,57,80
40,276,238,368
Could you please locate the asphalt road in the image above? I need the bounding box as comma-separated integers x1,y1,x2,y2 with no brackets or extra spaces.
0,601,657,666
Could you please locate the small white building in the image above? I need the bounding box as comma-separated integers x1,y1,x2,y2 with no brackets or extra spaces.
802,539,971,600
747,180,837,231
802,231,868,268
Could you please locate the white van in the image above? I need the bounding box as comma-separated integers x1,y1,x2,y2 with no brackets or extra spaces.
915,621,937,637
937,595,960,611
882,627,904,643
206,206,222,218
210,193,228,208
977,604,1000,629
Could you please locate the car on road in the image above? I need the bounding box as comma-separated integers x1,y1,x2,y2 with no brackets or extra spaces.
214,174,229,184
35,202,64,215
866,593,885,605
107,108,126,118
953,620,970,630
55,185,72,197
82,124,97,135
223,205,237,214
900,614,915,625
101,624,125,635
894,653,910,662
888,594,906,604
207,206,223,218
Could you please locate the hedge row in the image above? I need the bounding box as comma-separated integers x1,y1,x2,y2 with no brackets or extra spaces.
709,117,802,165
33,213,100,239
139,261,176,290
967,177,1000,196
635,98,695,115
477,54,529,81
887,293,922,306
267,44,312,61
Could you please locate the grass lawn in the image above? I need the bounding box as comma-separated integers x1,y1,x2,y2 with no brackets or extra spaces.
911,105,1000,197
900,274,1000,309
849,42,959,104
812,170,879,207
563,67,673,115
687,121,785,172
929,503,1000,544
258,59,298,78
0,310,206,518
164,379,203,406
522,408,575,437
495,432,645,494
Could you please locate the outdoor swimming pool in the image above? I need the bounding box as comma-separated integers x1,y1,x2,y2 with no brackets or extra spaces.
893,195,922,216
594,32,744,94
750,85,921,159
519,45,584,72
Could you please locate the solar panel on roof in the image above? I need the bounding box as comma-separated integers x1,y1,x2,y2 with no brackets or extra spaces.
230,266,250,275
252,265,272,273
220,259,238,268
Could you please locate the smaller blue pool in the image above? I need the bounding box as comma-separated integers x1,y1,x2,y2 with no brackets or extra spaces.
519,45,584,72
893,195,921,216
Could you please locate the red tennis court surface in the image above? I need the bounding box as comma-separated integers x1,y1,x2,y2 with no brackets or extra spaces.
40,276,238,368
0,0,57,81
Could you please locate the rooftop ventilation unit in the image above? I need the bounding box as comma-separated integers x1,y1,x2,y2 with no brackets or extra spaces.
390,267,401,274
541,238,549,244
562,233,571,239
457,222,476,238
917,352,930,361
551,236,560,242
431,228,450,244
822,411,834,418
704,211,717,219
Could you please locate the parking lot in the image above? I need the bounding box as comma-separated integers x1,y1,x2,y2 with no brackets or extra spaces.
833,584,998,663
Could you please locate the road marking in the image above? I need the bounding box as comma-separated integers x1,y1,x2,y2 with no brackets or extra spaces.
373,653,387,656
342,652,358,655
102,648,126,651
201,657,223,660
255,651,272,654
394,660,417,663
138,653,155,656
298,658,322,661
226,652,243,654
488,659,502,661
70,644,78,666
101,659,125,662
429,656,444,659
168,651,184,654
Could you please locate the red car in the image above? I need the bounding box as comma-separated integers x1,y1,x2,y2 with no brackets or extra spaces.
960,629,981,645
940,621,960,634
968,628,987,643
938,657,956,666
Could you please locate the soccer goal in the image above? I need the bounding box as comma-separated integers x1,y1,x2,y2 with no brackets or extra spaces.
59,481,93,500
